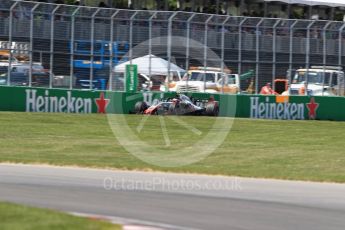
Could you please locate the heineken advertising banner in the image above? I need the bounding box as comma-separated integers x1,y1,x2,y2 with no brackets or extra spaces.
0,86,116,114
125,64,138,93
0,86,345,121
234,95,345,121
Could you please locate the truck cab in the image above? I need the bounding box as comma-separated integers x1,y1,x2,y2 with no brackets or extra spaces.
289,66,345,96
175,67,240,94
0,50,19,74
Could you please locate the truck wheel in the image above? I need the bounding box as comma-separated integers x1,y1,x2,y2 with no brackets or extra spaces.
134,101,148,114
206,103,219,116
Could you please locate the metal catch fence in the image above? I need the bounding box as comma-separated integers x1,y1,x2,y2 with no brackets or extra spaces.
0,0,345,96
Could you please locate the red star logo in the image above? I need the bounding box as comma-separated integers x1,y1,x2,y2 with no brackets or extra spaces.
95,92,110,114
306,97,319,120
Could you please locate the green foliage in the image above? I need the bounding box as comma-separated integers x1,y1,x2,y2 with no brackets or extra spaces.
0,202,121,230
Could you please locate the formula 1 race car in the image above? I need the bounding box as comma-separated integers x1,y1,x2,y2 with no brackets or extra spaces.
134,94,219,116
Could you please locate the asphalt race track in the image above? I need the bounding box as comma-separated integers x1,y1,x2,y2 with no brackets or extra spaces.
0,164,345,230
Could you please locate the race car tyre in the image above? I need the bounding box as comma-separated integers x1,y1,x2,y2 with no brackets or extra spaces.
134,101,148,114
206,103,219,116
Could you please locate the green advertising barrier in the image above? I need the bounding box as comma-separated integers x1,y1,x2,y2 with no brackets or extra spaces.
0,86,120,114
235,95,345,121
0,86,344,121
125,64,138,93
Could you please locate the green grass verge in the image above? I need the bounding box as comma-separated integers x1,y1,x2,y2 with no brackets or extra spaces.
0,112,345,182
0,202,121,230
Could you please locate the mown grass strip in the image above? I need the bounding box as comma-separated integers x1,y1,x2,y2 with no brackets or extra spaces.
0,112,344,182
0,202,121,230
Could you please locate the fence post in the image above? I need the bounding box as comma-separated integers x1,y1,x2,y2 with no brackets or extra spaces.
322,21,332,96
272,19,281,92
186,13,196,73
255,18,264,94
338,24,345,68
70,6,81,90
288,20,298,95
322,21,332,66
148,12,158,86
238,17,247,80
306,20,316,69
167,12,178,89
109,10,119,91
203,14,214,93
338,24,345,96
29,3,40,88
129,11,138,65
127,11,138,92
305,20,316,95
185,13,196,90
221,16,231,93
49,5,60,89
90,8,101,90
7,1,19,86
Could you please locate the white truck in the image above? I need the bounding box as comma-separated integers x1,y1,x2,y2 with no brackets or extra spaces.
0,50,19,74
288,66,345,96
175,67,240,94
0,50,44,75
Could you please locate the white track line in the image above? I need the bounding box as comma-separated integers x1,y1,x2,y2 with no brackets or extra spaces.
167,116,202,136
137,115,149,133
159,116,171,147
